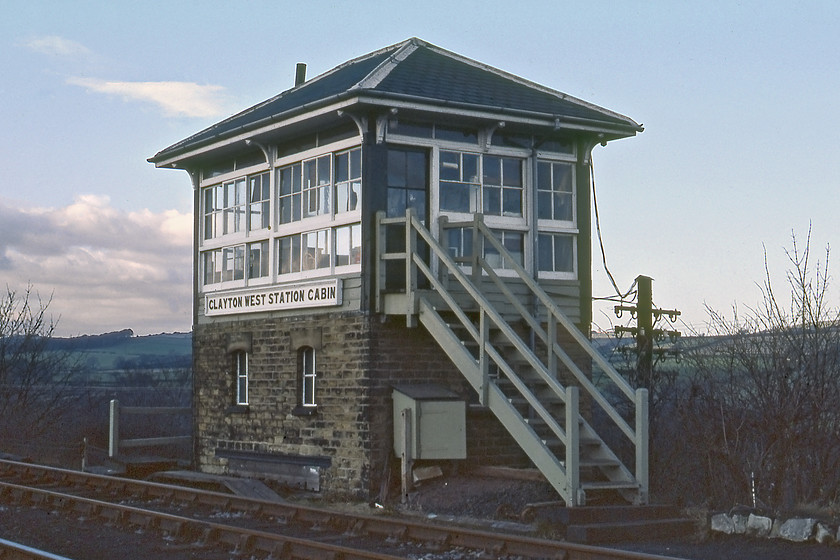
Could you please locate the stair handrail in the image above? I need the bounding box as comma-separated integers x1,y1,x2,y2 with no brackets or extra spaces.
375,209,648,499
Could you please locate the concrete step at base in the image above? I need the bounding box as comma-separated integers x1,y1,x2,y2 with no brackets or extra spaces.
566,517,697,544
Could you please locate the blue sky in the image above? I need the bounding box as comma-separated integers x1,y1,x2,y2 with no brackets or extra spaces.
1,1,838,336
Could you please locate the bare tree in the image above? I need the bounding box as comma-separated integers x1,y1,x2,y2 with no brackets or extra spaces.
0,285,81,445
674,228,840,510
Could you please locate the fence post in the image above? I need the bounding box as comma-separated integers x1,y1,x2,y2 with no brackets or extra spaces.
635,388,649,505
108,399,120,458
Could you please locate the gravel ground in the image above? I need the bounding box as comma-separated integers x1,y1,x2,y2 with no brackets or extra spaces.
400,473,840,560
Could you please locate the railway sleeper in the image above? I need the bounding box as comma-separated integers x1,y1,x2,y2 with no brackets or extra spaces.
126,510,159,532
98,507,125,526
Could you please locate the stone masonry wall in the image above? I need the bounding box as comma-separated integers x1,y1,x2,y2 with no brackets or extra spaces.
193,311,374,498
192,311,589,500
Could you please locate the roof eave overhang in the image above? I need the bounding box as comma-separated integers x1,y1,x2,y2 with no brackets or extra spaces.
353,92,643,139
149,93,362,169
150,90,641,169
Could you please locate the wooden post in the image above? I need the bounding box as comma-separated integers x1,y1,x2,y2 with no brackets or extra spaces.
479,309,489,406
400,408,413,503
108,399,120,458
635,388,650,505
405,209,418,327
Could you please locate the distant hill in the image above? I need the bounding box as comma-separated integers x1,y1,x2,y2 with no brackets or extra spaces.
50,330,192,372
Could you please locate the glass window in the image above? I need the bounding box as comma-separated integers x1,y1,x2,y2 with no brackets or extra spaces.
303,155,331,218
235,351,248,406
248,172,270,231
439,151,479,213
278,163,302,224
387,148,427,222
335,223,361,266
482,156,523,217
335,148,361,214
446,227,473,260
222,245,245,282
302,229,330,271
301,347,316,407
202,250,221,285
224,178,247,234
484,230,524,270
248,240,269,279
537,161,574,222
538,233,575,274
279,234,302,275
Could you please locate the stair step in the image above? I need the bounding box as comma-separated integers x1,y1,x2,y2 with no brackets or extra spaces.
541,436,601,448
566,517,697,544
580,480,640,491
579,458,621,468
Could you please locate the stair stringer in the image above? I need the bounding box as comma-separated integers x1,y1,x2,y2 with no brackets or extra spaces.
417,297,577,505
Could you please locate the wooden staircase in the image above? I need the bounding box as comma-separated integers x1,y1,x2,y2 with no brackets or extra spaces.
376,210,649,507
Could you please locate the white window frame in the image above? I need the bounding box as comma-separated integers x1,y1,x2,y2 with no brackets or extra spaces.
301,346,316,407
235,351,248,406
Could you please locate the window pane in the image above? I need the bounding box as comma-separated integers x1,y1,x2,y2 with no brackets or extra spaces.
349,148,361,178
335,223,361,267
317,155,331,186
248,240,269,278
554,163,573,192
302,230,330,270
440,181,470,212
554,234,574,272
502,158,522,187
279,235,301,274
335,152,348,183
538,234,553,271
555,192,573,222
503,232,524,267
483,186,501,215
349,181,360,211
538,192,552,220
463,153,478,183
234,245,245,280
406,151,426,188
387,188,406,218
304,159,317,188
387,150,406,188
502,187,522,217
439,151,460,181
537,161,551,191
483,156,501,185
407,189,426,222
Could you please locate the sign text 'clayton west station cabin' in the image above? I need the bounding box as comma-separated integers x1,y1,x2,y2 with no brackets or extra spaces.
205,279,342,316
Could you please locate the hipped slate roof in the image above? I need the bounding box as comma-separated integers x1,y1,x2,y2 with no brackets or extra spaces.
150,38,641,165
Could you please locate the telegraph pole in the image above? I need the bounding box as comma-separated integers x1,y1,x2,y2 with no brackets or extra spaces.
615,275,680,387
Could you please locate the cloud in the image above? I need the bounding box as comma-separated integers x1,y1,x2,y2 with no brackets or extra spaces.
67,77,228,118
24,35,92,57
0,196,192,336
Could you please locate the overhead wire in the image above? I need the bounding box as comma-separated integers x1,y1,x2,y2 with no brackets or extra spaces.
590,158,636,303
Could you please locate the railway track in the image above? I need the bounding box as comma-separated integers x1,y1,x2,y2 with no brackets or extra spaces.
0,459,687,560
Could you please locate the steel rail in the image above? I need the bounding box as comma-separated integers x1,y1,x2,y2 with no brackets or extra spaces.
0,480,403,560
0,460,687,560
0,538,75,560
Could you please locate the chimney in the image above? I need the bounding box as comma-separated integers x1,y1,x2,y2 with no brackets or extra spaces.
295,63,307,86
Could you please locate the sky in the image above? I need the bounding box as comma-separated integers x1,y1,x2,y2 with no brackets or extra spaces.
1,1,839,337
